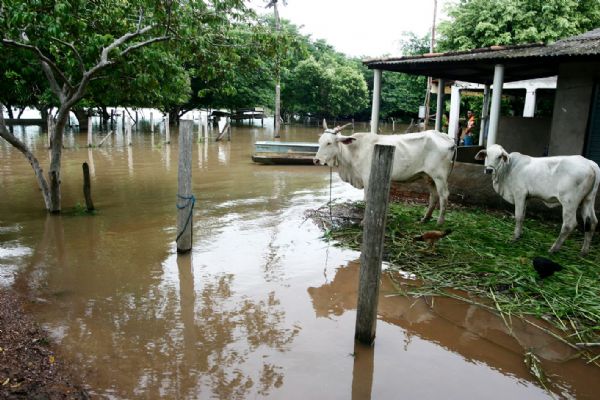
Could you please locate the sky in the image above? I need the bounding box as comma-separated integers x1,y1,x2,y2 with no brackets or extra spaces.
248,0,455,58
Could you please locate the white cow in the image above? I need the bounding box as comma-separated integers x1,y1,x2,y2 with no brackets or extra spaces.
475,144,600,256
314,122,456,225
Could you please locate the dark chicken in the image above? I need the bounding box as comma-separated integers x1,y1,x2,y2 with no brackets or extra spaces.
532,257,563,279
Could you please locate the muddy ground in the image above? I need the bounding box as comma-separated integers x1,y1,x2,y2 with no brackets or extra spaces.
0,288,89,399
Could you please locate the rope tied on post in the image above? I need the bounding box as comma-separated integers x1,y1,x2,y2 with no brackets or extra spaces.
176,194,195,243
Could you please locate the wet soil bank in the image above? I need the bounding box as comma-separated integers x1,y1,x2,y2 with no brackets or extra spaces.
0,288,89,399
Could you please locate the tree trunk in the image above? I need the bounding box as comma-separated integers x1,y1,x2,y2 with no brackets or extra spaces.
48,108,69,213
6,105,14,120
0,108,52,210
73,107,88,129
169,108,180,125
16,108,25,119
39,107,49,126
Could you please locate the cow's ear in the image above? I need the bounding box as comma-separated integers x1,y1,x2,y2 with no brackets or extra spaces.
474,149,487,160
501,153,509,163
337,136,356,145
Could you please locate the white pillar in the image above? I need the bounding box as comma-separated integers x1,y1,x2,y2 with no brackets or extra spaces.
448,84,461,140
487,64,505,148
126,118,132,146
523,89,536,117
150,112,154,133
370,69,382,134
435,78,445,132
165,114,170,144
479,84,491,146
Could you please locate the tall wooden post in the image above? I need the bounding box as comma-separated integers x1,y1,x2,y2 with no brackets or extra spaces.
176,120,194,253
82,162,95,212
435,78,446,132
87,116,93,147
165,114,171,144
355,144,395,345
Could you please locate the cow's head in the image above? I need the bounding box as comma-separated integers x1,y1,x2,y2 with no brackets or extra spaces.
475,144,509,174
313,120,354,166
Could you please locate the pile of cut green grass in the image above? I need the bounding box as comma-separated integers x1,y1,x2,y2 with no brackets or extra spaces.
325,201,600,361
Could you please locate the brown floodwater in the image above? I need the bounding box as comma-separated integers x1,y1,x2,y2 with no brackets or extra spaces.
0,119,598,399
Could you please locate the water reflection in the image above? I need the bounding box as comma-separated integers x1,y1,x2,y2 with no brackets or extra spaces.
307,261,598,399
351,341,374,400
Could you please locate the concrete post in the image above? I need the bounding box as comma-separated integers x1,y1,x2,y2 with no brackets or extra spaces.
176,120,194,253
87,116,93,147
487,64,505,148
150,112,154,133
523,89,537,117
165,114,171,144
448,84,461,140
435,78,445,132
355,144,395,345
479,84,491,146
370,69,382,134
126,118,132,146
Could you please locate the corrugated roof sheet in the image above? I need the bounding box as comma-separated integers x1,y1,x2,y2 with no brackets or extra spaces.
363,28,600,83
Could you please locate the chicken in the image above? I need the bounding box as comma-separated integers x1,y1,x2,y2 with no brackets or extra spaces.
413,229,452,250
532,257,563,279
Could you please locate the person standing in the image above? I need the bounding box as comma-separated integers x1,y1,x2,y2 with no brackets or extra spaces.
462,110,476,145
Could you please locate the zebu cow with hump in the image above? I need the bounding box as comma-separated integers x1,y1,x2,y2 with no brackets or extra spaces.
475,144,600,256
314,121,456,225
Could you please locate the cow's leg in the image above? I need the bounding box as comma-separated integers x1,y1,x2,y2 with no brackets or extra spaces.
580,197,598,256
513,198,527,241
550,202,578,253
432,176,450,225
421,177,438,223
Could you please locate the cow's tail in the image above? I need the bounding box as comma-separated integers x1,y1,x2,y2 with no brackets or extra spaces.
448,143,458,178
582,160,600,228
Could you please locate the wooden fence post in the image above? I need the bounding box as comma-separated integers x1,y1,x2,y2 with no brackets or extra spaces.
355,144,395,345
176,120,194,253
82,162,95,212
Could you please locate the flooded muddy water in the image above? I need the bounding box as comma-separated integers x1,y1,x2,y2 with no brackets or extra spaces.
0,120,598,399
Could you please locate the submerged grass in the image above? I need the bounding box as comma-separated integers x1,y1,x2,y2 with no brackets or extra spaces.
322,201,600,361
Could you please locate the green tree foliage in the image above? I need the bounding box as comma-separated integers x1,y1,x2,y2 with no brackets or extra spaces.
438,0,600,51
282,55,368,119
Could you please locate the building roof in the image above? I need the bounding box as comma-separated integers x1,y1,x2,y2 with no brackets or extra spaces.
363,28,600,84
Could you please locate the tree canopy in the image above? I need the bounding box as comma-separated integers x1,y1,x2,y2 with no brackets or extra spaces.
438,0,600,51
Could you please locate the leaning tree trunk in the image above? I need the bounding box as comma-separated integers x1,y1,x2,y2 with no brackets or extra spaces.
6,105,14,120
